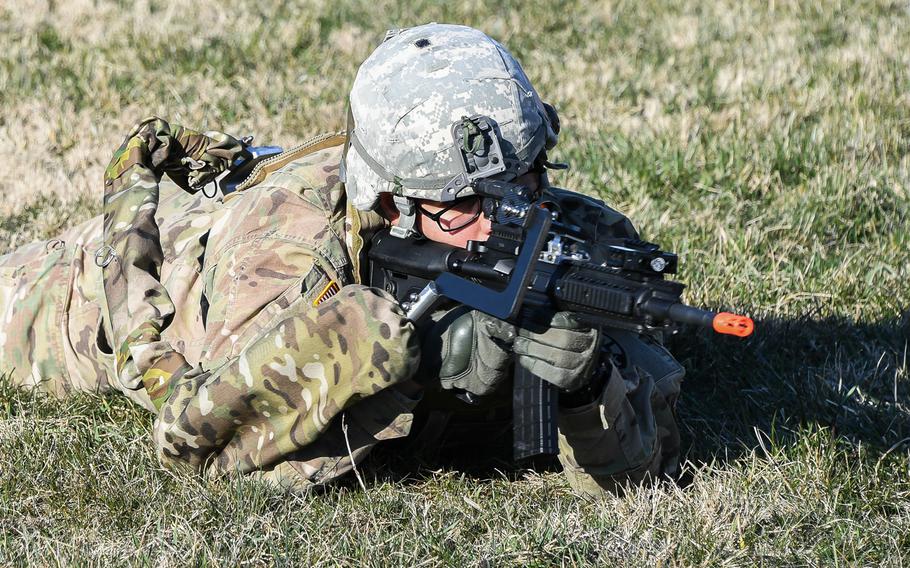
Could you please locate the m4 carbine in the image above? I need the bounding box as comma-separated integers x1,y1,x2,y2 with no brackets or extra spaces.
368,179,753,460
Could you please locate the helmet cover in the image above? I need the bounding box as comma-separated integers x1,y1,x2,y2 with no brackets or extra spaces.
344,23,558,211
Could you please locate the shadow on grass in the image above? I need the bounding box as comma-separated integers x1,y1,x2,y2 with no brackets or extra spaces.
674,310,910,463
366,311,910,486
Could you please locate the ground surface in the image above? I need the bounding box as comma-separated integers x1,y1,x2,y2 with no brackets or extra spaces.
1,0,908,565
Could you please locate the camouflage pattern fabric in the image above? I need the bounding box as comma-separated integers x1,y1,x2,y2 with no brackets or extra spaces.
100,117,246,403
0,120,683,494
152,284,420,486
0,123,421,488
0,219,116,398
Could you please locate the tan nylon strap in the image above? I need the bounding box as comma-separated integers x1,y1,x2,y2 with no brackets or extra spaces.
236,132,347,192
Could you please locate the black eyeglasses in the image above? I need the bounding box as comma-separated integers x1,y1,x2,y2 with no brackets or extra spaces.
416,197,483,233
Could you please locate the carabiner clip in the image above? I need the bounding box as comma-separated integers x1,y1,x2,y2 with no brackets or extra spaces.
94,245,116,268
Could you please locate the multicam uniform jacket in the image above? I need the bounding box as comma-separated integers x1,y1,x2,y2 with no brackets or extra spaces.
0,119,684,494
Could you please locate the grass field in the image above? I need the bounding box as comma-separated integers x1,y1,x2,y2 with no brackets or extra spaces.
1,0,909,565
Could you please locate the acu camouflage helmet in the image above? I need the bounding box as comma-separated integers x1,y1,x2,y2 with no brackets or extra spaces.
343,23,560,212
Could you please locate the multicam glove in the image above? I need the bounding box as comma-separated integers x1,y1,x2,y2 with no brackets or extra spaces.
108,117,246,192
179,131,248,190
419,305,516,397
513,311,600,392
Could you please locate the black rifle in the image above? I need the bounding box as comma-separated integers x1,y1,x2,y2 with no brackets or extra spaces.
368,179,753,460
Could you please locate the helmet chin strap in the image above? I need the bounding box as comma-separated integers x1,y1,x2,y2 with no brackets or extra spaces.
390,195,420,239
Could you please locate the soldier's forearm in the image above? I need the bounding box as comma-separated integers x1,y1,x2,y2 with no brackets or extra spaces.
99,117,243,396
150,284,421,481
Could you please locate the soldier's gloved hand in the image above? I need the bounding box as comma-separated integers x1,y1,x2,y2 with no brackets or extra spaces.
514,310,600,392
179,130,248,189
112,117,247,191
419,305,515,396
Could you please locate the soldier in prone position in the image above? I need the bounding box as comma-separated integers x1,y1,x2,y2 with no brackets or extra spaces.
0,24,684,496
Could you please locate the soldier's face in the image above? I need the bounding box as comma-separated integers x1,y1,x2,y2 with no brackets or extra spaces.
380,172,543,248
415,196,491,247
412,171,543,249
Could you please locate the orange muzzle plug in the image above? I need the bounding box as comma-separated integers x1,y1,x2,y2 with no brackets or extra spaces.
712,312,755,337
